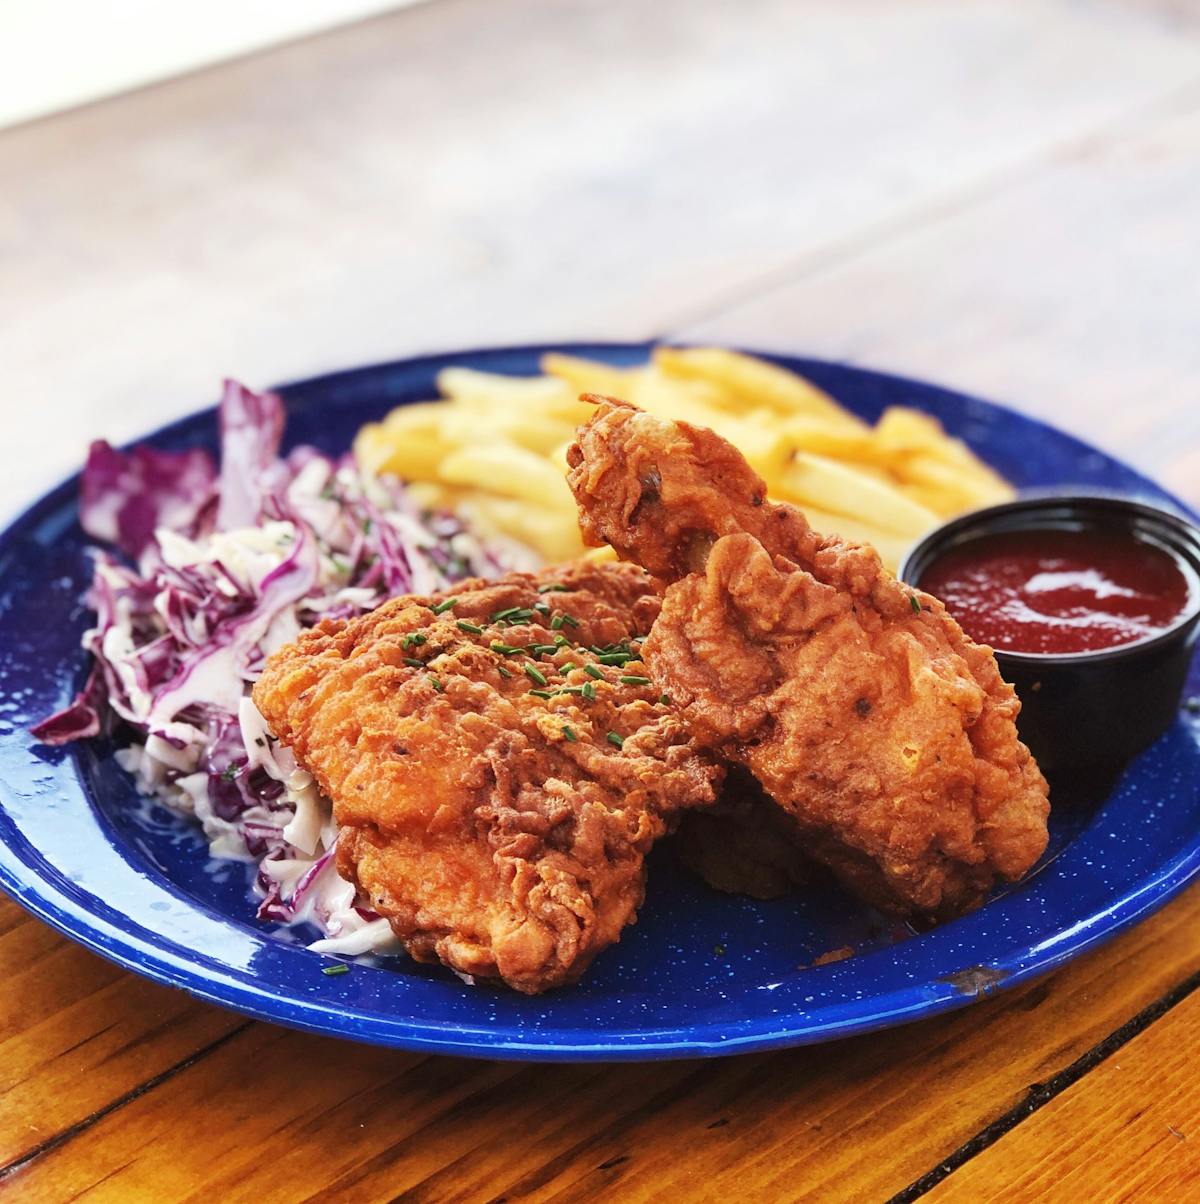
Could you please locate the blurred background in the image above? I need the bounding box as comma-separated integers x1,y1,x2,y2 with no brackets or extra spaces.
3,0,1199,511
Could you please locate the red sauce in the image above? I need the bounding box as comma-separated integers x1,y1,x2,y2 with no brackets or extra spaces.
919,527,1194,655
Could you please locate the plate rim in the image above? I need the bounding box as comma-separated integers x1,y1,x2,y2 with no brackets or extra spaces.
1,340,1198,1062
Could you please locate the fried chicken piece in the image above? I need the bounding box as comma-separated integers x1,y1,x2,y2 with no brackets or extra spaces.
567,397,1050,917
253,561,721,993
674,768,814,901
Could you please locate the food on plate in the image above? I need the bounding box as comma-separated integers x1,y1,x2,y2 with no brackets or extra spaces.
34,380,533,954
252,561,722,993
353,346,1014,570
674,768,813,900
567,396,1051,917
34,349,1043,993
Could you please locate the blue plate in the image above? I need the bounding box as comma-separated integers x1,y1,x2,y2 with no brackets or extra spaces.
2,343,1198,1061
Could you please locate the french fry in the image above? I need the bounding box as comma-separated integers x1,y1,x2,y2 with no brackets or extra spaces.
436,407,575,456
777,453,940,537
353,415,456,481
627,370,790,477
540,353,636,400
435,367,592,426
778,416,880,462
891,452,1013,512
438,444,575,511
793,505,916,572
654,346,866,429
454,495,584,562
358,347,1014,565
876,407,1013,489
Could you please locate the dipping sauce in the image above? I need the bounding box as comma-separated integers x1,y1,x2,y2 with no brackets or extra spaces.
919,527,1195,655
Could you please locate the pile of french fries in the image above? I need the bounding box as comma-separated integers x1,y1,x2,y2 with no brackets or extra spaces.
353,347,1014,571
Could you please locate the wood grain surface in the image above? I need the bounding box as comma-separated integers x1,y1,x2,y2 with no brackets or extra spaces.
923,991,1200,1201
3,885,1199,1201
4,0,1200,513
3,0,1200,1199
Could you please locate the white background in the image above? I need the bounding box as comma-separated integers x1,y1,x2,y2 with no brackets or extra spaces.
0,1,419,128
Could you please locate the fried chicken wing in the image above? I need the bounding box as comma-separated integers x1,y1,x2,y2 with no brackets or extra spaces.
253,561,722,993
567,397,1050,917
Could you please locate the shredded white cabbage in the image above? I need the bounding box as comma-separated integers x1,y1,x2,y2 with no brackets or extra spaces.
51,384,534,958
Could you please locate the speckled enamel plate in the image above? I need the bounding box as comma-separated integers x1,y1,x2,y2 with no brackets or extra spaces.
2,343,1198,1061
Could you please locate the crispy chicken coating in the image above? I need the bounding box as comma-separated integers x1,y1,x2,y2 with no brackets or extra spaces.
567,397,1050,917
253,561,721,993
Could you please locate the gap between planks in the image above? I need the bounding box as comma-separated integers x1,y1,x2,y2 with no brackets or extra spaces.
890,965,1200,1202
0,1024,252,1182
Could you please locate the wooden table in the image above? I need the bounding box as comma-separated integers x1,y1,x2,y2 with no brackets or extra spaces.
3,1,1200,1198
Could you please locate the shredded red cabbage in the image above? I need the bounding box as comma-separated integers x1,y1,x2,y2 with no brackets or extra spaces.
34,379,533,948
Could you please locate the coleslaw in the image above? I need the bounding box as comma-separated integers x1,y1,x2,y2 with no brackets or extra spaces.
34,380,535,954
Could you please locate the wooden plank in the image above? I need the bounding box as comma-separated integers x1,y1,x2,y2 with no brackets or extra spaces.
3,0,1200,515
0,898,246,1170
924,989,1200,1200
6,884,1200,1202
684,98,1200,506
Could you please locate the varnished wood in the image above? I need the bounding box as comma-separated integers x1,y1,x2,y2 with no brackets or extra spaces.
6,885,1200,1201
686,98,1200,506
0,899,246,1170
3,0,1200,513
925,989,1200,1200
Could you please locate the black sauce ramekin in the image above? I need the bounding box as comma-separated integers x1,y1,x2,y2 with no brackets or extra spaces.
898,495,1200,770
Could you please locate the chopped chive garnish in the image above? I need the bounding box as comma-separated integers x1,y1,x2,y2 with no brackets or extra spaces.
529,689,554,699
523,663,548,686
553,634,570,647
492,606,534,623
909,593,922,614
403,656,425,668
582,682,597,701
531,644,559,657
584,664,605,680
659,693,671,706
537,583,570,593
606,731,624,749
560,613,580,629
557,685,585,696
562,725,577,742
431,597,458,615
551,614,566,630
490,641,522,655
402,632,427,648
561,662,577,673
456,619,484,634
322,963,350,976
597,652,633,665
620,675,651,686
534,602,552,616
497,664,513,679
429,676,445,692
